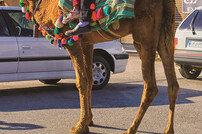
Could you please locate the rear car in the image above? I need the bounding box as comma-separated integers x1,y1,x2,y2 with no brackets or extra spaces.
0,6,128,89
174,7,202,79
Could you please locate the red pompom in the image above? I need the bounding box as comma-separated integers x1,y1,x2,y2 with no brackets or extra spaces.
55,34,62,40
73,35,79,41
61,38,67,44
25,12,32,20
91,11,97,21
97,8,104,19
90,3,96,10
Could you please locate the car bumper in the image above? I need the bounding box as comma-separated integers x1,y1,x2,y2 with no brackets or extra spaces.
113,53,129,73
174,50,202,66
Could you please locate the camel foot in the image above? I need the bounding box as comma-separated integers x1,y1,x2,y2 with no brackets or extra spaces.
70,125,89,134
164,127,174,134
122,127,136,134
89,120,94,126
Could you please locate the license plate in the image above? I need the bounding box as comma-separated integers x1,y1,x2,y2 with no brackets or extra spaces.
186,40,202,50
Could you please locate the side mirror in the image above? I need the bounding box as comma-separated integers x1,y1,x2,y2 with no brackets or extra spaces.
33,24,41,38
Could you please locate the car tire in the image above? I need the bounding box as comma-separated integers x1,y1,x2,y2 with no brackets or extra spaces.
93,56,111,90
179,65,201,79
39,79,61,84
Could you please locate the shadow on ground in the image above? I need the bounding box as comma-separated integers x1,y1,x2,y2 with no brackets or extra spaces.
0,121,44,130
0,81,201,112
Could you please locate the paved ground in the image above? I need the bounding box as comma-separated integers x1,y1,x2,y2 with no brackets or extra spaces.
0,55,201,134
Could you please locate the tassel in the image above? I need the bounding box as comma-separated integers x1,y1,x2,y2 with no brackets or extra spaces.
90,3,96,10
104,5,111,15
97,8,104,19
91,11,97,21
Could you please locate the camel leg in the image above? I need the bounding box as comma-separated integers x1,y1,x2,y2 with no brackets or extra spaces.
123,45,159,134
80,43,94,126
158,36,179,134
66,43,93,134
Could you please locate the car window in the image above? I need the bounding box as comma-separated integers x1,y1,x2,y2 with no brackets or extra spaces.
179,10,198,30
194,10,202,31
0,13,9,36
5,10,34,37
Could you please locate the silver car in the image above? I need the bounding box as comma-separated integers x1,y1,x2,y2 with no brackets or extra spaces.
175,7,202,79
0,6,129,89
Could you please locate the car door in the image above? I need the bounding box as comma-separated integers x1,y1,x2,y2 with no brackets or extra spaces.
0,11,18,74
3,10,72,73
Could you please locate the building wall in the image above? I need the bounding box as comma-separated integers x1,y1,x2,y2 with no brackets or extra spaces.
0,0,19,6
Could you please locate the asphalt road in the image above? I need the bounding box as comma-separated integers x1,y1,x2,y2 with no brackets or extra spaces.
0,55,201,134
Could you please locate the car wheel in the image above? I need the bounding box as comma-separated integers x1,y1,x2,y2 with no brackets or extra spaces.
179,65,201,79
93,56,111,90
39,79,61,84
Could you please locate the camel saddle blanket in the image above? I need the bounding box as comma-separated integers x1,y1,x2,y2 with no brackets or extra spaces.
58,0,135,31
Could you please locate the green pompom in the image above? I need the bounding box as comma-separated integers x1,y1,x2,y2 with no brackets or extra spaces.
54,27,62,35
20,0,24,3
68,40,74,46
46,35,51,40
19,2,25,7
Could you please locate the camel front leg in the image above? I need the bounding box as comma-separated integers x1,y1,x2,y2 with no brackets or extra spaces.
82,44,94,126
66,43,93,134
123,47,158,134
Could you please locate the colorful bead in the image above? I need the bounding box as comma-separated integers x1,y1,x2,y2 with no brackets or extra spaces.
73,35,79,41
61,38,67,44
50,39,54,44
68,40,74,46
46,34,51,40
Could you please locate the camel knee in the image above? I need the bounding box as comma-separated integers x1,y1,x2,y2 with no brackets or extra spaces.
142,86,158,103
167,82,179,97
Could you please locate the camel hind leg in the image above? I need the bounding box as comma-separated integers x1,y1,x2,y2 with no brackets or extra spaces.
123,36,159,134
157,27,179,134
157,0,180,133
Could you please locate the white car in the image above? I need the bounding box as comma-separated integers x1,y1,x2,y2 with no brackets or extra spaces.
175,7,202,79
0,6,128,89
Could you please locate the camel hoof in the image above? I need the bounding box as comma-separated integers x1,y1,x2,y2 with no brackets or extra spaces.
88,120,94,126
164,128,174,134
70,125,89,134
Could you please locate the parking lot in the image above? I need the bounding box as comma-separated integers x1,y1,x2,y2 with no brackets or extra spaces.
0,55,201,134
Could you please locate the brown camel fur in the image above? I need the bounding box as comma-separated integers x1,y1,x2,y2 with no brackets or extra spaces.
23,0,180,133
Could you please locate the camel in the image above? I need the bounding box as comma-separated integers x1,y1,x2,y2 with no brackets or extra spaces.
21,0,180,133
